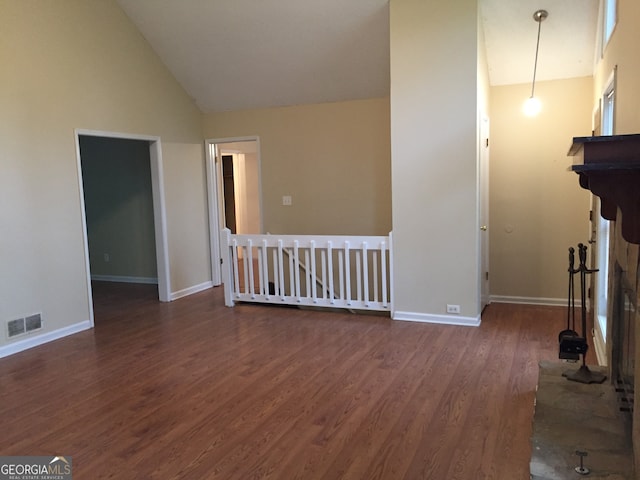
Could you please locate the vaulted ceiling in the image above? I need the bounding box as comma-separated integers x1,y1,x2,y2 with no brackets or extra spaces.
117,0,599,113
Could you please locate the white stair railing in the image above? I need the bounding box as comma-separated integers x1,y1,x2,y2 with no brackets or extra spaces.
220,229,392,312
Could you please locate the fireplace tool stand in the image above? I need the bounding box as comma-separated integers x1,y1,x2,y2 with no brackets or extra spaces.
558,247,581,361
561,243,607,384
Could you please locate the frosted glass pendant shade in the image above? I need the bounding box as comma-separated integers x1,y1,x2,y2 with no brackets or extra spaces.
523,96,542,116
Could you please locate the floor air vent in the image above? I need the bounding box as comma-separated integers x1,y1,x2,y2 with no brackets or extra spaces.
7,318,25,338
25,313,42,332
7,313,42,338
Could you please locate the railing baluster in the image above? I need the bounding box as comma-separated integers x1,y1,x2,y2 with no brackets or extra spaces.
247,240,255,298
273,248,280,299
240,246,248,294
381,240,388,307
232,239,241,298
257,248,264,295
309,242,317,303
294,241,301,302
278,239,286,301
338,250,344,302
362,242,368,307
373,250,379,303
262,239,269,298
220,229,234,306
304,249,310,299
321,249,327,301
344,242,351,305
328,242,335,304
289,246,295,299
356,248,362,303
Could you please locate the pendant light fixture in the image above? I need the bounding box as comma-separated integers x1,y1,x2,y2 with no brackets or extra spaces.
523,9,548,116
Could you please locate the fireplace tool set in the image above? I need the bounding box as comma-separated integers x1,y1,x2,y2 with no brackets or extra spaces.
558,243,607,384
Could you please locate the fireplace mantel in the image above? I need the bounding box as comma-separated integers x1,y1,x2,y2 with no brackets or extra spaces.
568,134,640,244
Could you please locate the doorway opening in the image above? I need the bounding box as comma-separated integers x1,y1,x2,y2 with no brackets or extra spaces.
205,137,263,286
75,130,171,327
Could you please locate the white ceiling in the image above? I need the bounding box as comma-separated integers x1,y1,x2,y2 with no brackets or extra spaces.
117,0,600,113
481,0,599,86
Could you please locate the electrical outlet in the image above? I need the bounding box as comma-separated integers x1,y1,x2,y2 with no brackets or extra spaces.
282,195,292,206
104,253,110,262
446,304,461,314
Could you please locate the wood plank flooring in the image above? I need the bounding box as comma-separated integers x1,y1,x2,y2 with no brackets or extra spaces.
0,283,568,479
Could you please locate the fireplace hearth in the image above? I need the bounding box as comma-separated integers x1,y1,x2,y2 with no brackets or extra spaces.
531,361,633,479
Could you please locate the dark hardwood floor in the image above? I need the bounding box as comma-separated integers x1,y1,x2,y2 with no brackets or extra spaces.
0,282,568,479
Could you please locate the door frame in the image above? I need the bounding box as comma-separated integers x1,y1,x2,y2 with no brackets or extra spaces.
205,136,262,286
74,129,171,327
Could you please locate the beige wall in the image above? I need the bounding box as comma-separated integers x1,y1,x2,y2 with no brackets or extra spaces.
489,77,592,302
390,0,482,321
477,10,491,121
0,0,207,349
162,142,210,292
203,98,392,236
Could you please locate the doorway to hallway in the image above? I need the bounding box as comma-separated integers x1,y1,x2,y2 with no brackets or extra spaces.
205,137,263,286
75,130,171,326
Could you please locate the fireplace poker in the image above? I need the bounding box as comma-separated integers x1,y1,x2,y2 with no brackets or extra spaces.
578,243,596,358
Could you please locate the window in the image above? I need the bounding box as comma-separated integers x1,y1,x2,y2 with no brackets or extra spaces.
595,73,615,344
602,86,615,133
595,204,610,341
602,0,617,50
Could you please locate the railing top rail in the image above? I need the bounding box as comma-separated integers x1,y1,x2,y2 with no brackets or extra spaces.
227,232,391,249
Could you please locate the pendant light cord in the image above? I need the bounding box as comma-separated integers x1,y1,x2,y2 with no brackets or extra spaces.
530,16,543,98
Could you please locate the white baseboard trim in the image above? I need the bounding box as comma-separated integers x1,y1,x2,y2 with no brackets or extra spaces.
393,311,481,327
170,281,214,301
490,295,581,307
91,275,158,285
0,320,92,359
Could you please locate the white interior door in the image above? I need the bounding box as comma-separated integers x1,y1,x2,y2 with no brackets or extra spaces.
479,116,490,310
205,141,223,285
